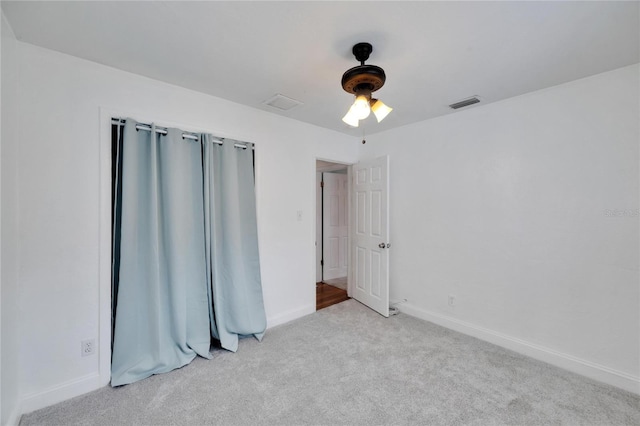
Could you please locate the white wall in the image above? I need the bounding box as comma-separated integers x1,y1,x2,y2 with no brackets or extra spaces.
361,65,640,393
1,12,21,426
6,41,358,416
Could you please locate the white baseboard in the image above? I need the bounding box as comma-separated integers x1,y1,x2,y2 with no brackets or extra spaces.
19,372,103,417
267,303,315,329
400,303,640,395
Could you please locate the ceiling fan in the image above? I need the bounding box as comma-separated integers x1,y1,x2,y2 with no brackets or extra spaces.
341,42,392,127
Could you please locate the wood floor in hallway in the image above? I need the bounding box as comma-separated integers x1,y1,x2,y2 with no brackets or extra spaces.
316,282,349,310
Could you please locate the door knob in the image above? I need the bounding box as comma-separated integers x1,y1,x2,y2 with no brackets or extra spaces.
378,243,385,249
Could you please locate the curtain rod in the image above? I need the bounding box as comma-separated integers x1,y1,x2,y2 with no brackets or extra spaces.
111,118,251,150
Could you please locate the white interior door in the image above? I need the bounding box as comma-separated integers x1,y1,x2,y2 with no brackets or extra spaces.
352,156,390,317
316,172,323,282
322,172,348,280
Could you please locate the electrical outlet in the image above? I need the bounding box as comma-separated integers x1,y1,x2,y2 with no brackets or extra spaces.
448,294,456,307
81,339,96,357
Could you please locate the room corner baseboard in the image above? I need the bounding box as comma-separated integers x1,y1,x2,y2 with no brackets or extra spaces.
400,303,640,395
267,304,315,329
19,372,103,417
5,403,22,426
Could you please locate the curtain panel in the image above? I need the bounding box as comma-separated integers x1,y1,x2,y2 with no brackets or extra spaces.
202,135,266,352
111,119,265,386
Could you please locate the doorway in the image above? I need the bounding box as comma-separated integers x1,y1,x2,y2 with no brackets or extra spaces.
316,160,350,310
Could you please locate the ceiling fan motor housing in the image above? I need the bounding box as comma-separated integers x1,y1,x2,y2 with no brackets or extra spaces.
342,42,386,95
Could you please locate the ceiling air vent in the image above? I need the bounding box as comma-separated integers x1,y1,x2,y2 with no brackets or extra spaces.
263,94,303,111
449,96,480,110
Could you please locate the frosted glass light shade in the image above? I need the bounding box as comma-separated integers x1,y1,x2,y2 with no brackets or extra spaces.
342,108,360,127
352,95,371,120
371,99,393,122
342,95,391,127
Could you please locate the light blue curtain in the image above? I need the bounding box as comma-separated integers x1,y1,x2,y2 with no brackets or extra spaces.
111,120,266,386
202,135,266,352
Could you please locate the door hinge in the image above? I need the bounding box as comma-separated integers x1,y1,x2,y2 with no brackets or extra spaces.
320,181,324,188
320,259,324,266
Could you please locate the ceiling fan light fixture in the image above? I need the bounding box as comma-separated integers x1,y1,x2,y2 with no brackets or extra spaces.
341,42,392,126
371,99,392,123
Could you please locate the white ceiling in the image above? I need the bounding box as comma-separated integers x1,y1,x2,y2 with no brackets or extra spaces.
2,1,638,136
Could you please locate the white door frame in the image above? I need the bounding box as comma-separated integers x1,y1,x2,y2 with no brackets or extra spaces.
315,171,323,283
314,159,354,297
